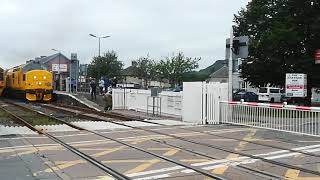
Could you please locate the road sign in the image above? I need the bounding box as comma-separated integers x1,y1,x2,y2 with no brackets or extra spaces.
285,73,307,97
52,64,68,72
315,50,320,64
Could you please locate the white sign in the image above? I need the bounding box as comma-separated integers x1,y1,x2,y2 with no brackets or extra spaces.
285,73,307,97
52,64,68,72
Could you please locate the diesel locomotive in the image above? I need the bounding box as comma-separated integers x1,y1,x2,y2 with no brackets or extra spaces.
5,61,53,101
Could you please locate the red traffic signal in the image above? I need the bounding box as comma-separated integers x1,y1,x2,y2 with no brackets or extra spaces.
315,49,320,64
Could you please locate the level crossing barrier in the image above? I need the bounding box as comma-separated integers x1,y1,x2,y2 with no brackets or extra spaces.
220,101,320,137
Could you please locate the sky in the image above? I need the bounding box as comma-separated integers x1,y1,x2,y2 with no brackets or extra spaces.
0,0,249,69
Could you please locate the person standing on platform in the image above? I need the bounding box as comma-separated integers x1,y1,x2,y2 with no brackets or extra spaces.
104,77,111,93
90,78,97,100
99,78,104,95
112,77,118,88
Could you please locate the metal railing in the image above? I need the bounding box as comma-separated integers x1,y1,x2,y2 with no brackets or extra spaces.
220,101,320,137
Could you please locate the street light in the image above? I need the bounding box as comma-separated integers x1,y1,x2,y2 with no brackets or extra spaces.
51,48,61,91
89,34,111,57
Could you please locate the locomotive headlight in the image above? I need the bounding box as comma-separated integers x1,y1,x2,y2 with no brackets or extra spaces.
39,82,42,85
43,76,46,80
34,76,37,80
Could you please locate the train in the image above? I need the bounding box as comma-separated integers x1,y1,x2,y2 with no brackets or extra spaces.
0,67,5,96
4,61,53,101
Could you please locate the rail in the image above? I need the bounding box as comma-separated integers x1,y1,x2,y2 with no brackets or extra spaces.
220,101,320,137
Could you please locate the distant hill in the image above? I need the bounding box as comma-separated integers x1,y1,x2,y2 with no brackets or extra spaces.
182,60,226,82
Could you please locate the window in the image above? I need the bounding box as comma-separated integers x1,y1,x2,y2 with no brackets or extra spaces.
23,74,26,81
270,89,280,93
259,88,267,93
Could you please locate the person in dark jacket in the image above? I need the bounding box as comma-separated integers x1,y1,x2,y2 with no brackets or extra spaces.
112,77,118,88
90,78,97,100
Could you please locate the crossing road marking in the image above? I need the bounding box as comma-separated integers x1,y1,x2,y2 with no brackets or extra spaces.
43,146,125,173
124,159,161,175
211,129,257,175
147,148,180,156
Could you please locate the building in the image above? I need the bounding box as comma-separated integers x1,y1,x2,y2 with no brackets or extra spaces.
121,61,170,89
207,65,257,93
36,53,79,91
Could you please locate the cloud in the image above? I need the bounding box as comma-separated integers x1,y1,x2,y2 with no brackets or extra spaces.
0,0,249,69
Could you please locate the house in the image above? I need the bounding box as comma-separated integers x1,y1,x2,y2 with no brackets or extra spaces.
207,65,257,93
121,61,170,89
36,53,79,91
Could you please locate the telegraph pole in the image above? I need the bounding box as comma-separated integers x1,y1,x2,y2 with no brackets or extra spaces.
228,27,234,101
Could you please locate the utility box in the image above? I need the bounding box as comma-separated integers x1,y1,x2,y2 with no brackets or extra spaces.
151,88,161,97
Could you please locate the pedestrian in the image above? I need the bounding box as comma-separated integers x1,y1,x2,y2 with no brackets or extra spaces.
112,77,118,88
71,79,77,93
90,78,97,100
103,91,112,111
99,78,104,95
104,78,111,93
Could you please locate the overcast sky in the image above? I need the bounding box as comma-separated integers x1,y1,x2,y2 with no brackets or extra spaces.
0,0,249,69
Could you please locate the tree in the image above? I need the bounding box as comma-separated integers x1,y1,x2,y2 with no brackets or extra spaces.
87,51,123,80
234,0,320,104
158,52,200,86
132,56,159,87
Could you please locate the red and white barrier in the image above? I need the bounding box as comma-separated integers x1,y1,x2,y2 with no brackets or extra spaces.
221,101,320,112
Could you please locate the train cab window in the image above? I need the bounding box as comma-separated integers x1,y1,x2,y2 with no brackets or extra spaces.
23,74,26,81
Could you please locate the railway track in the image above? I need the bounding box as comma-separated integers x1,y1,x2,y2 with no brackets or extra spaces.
23,102,320,179
1,101,228,180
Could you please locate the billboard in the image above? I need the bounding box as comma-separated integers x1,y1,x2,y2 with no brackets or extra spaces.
52,64,68,72
285,73,307,97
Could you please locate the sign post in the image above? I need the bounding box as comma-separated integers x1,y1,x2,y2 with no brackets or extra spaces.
285,73,307,98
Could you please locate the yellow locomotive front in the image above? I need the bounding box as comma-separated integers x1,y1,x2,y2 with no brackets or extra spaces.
25,70,53,101
6,61,53,101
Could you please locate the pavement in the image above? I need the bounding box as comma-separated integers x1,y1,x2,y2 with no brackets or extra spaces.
1,123,320,180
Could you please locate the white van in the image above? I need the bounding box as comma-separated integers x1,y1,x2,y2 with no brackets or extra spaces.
258,87,282,103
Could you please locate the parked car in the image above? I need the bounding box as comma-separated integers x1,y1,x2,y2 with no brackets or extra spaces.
233,90,258,102
258,87,282,103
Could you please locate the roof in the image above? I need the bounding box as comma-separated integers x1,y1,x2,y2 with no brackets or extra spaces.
209,65,228,78
121,65,138,76
38,53,70,64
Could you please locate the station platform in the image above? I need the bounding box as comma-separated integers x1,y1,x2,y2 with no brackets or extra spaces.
54,91,181,121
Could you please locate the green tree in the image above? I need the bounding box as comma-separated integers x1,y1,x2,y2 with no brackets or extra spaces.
234,0,320,104
87,51,123,80
132,56,159,87
158,52,200,86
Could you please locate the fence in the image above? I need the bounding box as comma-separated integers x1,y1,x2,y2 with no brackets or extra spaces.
183,82,228,124
220,101,320,136
112,88,183,117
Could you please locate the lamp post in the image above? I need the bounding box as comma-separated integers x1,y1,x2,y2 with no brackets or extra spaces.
89,34,111,57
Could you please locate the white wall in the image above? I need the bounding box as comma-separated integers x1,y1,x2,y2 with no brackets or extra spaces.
112,89,182,118
113,82,228,123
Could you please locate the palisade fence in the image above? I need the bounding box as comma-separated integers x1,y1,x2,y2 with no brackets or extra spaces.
220,101,320,137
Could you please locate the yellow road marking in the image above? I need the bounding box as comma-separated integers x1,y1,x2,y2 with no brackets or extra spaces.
97,175,112,180
147,148,180,156
103,159,155,163
180,159,211,163
212,129,257,175
285,169,300,179
124,159,161,175
211,153,239,175
43,146,124,173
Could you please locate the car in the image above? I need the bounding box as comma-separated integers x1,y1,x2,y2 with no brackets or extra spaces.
258,87,282,103
233,90,258,102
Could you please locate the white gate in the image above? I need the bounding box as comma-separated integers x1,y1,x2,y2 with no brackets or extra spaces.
183,82,228,124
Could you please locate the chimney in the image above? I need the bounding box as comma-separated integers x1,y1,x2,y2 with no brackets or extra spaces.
132,61,137,67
